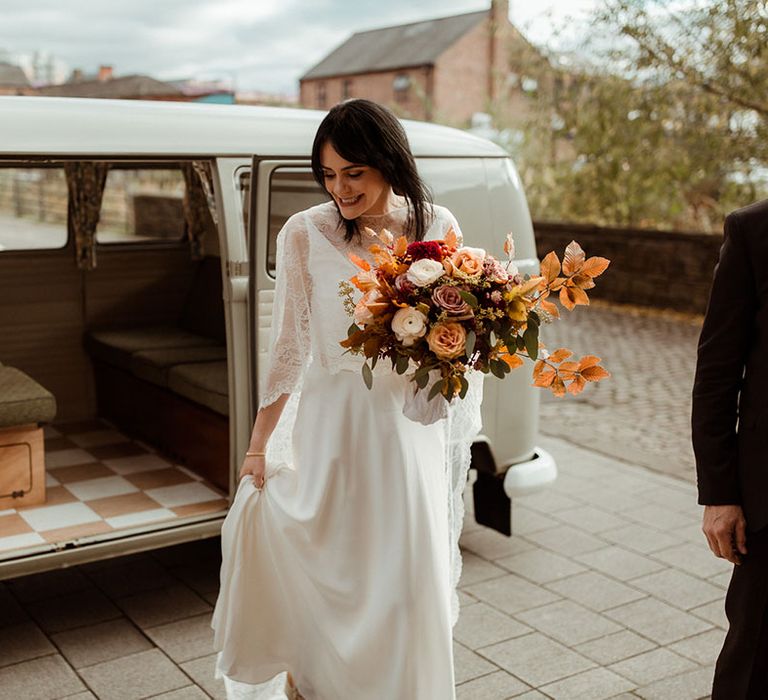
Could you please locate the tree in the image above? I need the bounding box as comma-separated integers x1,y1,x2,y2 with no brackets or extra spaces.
495,0,768,231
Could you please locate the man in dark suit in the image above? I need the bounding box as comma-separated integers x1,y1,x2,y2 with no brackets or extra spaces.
692,199,768,698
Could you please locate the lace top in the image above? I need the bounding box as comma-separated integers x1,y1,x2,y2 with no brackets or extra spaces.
259,199,464,411
258,198,482,629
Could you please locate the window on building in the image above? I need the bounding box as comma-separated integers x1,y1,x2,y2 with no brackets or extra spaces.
342,79,353,100
393,73,411,103
0,165,68,251
521,77,538,94
317,82,327,109
96,165,186,244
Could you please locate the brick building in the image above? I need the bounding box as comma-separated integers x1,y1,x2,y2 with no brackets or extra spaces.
299,0,529,125
35,65,187,101
0,62,33,96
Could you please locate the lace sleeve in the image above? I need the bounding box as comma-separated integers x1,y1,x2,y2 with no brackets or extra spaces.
434,206,486,627
430,205,464,246
258,214,312,411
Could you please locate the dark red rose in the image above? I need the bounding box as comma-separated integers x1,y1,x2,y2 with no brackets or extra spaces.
407,241,443,261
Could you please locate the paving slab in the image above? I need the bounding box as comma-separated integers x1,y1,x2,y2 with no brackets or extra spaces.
1,305,731,698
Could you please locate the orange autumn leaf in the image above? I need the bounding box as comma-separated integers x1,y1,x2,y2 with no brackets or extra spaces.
567,375,587,395
577,355,602,371
562,241,586,276
547,348,572,363
533,359,546,377
559,286,577,311
557,361,580,373
540,251,561,284
582,365,611,382
348,253,371,271
570,286,590,306
533,368,556,387
551,376,567,397
393,235,408,256
538,298,560,319
549,277,567,292
571,273,596,290
502,353,524,369
581,256,611,279
560,285,590,310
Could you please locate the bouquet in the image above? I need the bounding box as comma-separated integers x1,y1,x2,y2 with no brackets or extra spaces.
338,226,610,403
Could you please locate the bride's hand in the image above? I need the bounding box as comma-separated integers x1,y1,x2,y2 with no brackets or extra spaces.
239,455,266,489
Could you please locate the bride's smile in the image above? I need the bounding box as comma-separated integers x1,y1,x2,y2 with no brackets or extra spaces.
320,141,399,218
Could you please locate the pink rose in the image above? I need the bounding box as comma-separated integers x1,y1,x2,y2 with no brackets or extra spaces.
432,285,474,320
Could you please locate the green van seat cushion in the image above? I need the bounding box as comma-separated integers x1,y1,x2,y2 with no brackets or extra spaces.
86,325,216,371
0,366,57,428
167,361,229,416
130,345,227,387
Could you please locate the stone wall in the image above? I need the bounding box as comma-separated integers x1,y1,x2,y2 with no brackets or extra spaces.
533,221,724,315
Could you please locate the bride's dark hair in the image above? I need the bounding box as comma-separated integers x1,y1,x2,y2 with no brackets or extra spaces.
311,98,434,243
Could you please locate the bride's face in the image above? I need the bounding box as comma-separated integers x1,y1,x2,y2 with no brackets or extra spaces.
320,142,394,219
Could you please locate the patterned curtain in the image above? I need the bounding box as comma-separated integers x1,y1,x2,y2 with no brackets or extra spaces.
182,161,218,260
65,162,109,270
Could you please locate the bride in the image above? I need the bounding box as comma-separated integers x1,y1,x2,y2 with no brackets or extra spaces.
211,98,483,700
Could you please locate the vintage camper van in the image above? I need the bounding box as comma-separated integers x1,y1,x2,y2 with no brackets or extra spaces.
0,96,555,578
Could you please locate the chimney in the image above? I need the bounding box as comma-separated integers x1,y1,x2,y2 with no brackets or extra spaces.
98,65,113,82
488,0,509,103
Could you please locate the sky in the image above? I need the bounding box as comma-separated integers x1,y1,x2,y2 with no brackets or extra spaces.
0,0,601,94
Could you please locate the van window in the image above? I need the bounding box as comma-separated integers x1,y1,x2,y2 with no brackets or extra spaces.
96,166,186,244
266,168,327,276
0,166,68,251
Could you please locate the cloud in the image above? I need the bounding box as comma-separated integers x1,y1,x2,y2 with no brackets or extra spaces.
0,0,600,93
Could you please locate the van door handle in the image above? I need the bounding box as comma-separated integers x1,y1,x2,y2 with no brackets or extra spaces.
226,261,249,277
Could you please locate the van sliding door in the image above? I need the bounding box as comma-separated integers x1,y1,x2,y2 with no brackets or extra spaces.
246,159,325,425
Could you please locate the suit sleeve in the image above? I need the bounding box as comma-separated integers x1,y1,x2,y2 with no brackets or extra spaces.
692,213,756,505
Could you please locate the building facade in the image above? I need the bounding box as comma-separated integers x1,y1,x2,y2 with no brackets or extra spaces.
299,0,526,125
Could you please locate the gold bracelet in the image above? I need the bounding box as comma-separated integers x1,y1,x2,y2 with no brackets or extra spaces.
246,450,266,457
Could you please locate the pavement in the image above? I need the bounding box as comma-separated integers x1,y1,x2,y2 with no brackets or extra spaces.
0,303,731,700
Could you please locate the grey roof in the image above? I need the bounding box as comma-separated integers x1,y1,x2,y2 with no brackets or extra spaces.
36,75,183,99
301,10,487,80
0,62,30,88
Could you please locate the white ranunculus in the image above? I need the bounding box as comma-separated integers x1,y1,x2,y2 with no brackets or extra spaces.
406,258,445,287
391,307,428,346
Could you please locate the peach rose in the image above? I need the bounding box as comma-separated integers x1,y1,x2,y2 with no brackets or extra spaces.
448,246,486,278
426,321,467,359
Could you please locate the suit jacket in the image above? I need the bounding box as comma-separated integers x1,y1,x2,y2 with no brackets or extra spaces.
692,199,768,531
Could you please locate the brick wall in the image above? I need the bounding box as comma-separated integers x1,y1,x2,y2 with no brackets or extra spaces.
534,221,723,314
300,67,432,120
432,19,491,125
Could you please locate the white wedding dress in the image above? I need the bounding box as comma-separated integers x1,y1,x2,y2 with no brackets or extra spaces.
211,200,483,700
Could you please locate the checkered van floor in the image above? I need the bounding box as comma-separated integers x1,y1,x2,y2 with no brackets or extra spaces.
0,419,228,557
